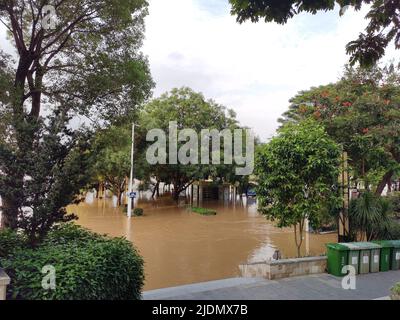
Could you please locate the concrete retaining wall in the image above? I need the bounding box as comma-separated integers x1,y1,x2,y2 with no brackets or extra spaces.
239,256,327,280
0,269,10,300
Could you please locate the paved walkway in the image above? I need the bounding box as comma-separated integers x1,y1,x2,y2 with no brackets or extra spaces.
143,271,400,300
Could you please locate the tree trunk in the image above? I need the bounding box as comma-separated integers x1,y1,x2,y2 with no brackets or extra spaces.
294,220,304,258
172,181,193,202
151,181,160,199
29,66,43,118
156,182,160,197
96,183,100,199
117,189,122,207
172,186,180,201
376,170,394,195
0,215,4,230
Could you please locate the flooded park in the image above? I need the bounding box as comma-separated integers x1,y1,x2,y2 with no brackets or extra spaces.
68,191,336,290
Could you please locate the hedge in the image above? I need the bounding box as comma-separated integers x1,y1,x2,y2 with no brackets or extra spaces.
0,224,144,300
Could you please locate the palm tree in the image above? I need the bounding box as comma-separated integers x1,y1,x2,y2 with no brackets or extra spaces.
349,192,392,241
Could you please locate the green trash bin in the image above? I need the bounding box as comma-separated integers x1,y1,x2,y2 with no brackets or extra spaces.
341,242,382,274
326,243,349,277
390,240,400,270
341,243,360,274
372,240,393,272
370,247,381,273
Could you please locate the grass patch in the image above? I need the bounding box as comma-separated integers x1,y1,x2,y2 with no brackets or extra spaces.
191,207,217,216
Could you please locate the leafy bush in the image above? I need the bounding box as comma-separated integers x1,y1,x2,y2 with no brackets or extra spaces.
43,223,103,246
191,207,217,216
0,224,144,300
391,283,400,300
0,229,27,258
380,221,400,240
388,192,400,217
133,208,144,217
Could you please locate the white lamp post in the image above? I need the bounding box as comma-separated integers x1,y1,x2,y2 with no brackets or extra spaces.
127,123,135,218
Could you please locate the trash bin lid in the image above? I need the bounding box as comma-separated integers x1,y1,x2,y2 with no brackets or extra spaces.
326,243,349,251
340,242,382,250
372,240,396,248
389,240,400,248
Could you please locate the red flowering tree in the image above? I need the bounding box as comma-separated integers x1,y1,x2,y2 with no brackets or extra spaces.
279,64,400,195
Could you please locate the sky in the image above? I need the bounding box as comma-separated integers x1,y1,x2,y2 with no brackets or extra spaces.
0,1,397,141
143,0,397,141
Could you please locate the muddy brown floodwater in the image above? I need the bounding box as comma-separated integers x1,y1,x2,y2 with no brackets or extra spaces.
67,193,336,290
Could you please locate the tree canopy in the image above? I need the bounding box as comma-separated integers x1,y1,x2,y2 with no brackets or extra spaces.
90,125,132,207
280,64,400,195
139,87,242,200
229,0,400,67
0,0,153,244
255,120,341,257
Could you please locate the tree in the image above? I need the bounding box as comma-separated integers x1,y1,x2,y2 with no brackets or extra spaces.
229,0,400,67
280,64,400,195
255,120,341,257
139,87,240,200
0,1,153,244
91,125,131,207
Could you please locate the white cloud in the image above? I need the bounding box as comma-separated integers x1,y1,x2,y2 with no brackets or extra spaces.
143,0,396,141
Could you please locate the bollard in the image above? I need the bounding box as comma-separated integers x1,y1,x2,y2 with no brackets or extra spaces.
0,269,10,300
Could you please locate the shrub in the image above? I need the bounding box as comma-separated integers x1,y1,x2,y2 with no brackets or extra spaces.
391,283,400,300
376,219,400,240
0,229,27,258
43,223,103,246
191,207,217,216
133,208,144,217
0,224,144,300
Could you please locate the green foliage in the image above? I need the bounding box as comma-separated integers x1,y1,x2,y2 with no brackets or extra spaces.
42,223,104,246
229,0,400,67
348,191,397,240
393,283,400,294
350,192,385,231
255,120,341,256
377,221,400,240
133,208,144,217
280,64,400,195
191,207,217,216
89,87,256,202
121,206,144,216
0,229,27,258
90,125,132,206
0,0,153,244
311,201,339,232
139,87,242,199
0,224,144,300
391,282,400,300
388,192,400,217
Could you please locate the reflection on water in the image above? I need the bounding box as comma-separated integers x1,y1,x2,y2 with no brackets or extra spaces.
67,193,336,290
